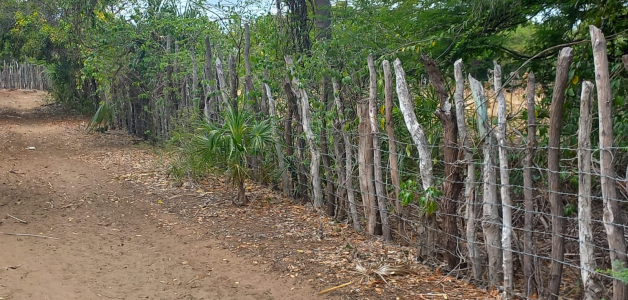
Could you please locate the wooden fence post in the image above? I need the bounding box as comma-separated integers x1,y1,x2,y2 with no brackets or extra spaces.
368,54,390,239
265,83,290,197
215,57,230,110
244,23,256,112
189,47,199,111
493,61,513,298
393,59,433,189
393,58,434,256
547,47,573,300
332,78,362,231
285,55,323,209
590,25,628,300
421,54,463,268
469,74,502,288
523,71,537,297
578,80,601,300
454,60,482,280
383,60,405,243
203,36,216,121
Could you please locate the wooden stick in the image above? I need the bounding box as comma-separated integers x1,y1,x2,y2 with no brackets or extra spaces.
2,232,59,239
318,281,353,295
6,214,27,224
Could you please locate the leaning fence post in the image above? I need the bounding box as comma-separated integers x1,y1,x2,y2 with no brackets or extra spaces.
590,25,628,300
394,58,435,257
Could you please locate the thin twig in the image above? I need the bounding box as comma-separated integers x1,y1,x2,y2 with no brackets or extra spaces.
1,232,59,239
6,214,28,224
318,281,353,295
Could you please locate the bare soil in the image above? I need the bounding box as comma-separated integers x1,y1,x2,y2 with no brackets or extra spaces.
0,90,324,300
0,89,495,299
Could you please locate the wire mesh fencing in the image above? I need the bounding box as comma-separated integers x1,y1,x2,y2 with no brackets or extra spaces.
273,29,628,300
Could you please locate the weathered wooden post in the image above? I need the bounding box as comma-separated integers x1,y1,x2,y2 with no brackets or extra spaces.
332,78,361,231
454,60,482,280
577,80,601,300
493,61,513,298
285,55,323,209
383,60,404,242
546,47,573,300
368,54,390,239
393,58,434,256
469,74,502,288
590,25,628,300
523,71,537,297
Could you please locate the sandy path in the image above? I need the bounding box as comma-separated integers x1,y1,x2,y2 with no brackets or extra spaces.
0,89,323,300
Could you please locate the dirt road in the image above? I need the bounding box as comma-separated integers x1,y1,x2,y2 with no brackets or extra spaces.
0,90,323,300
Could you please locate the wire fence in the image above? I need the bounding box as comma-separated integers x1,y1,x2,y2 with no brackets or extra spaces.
272,41,628,300
92,24,627,299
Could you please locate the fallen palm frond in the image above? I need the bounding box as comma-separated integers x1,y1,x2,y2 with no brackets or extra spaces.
355,261,415,284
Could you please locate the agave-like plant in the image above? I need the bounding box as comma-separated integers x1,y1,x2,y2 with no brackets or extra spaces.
195,107,273,205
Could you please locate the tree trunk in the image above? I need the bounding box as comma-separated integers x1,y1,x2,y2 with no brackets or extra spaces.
493,61,513,298
578,80,601,300
368,54,390,240
546,47,573,300
523,71,537,297
590,25,628,300
469,74,502,288
285,55,323,208
421,54,463,268
383,60,405,244
266,83,290,197
454,60,481,280
332,78,361,232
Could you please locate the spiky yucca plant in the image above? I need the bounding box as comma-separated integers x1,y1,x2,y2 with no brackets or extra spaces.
195,107,273,205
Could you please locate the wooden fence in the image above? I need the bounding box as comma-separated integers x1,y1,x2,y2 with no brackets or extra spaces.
0,60,49,91
93,24,628,300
